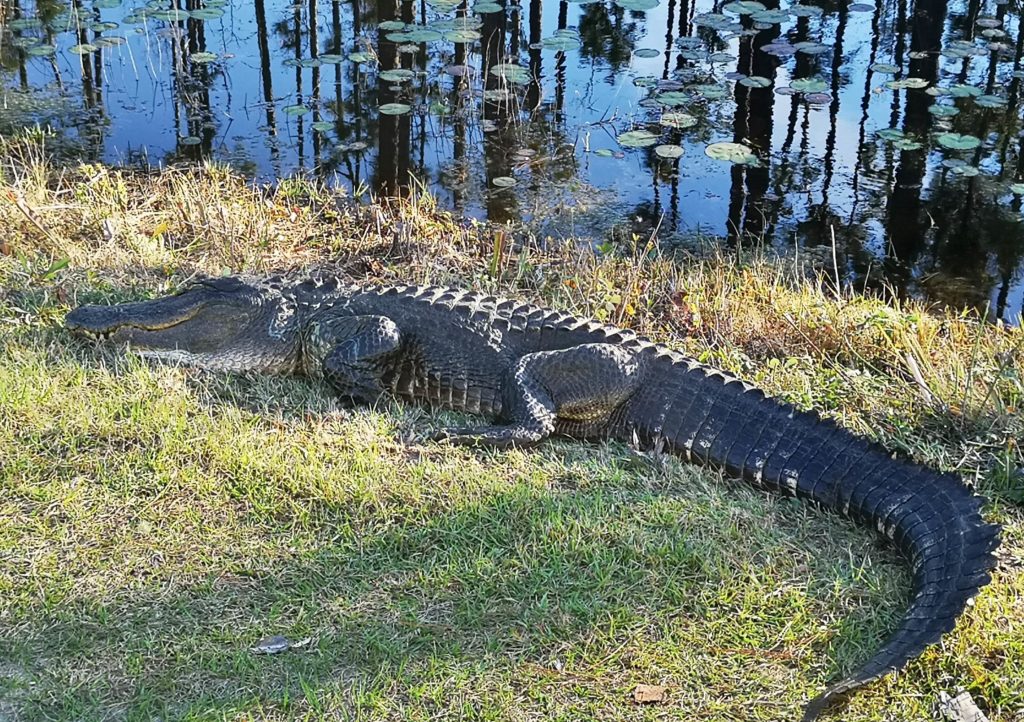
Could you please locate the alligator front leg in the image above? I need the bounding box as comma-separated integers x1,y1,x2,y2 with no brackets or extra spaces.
434,343,643,448
304,313,402,406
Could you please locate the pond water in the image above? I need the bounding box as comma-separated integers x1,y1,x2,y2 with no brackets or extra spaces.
2,0,1023,323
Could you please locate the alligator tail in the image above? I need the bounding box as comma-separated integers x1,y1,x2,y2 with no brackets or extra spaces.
620,354,1001,719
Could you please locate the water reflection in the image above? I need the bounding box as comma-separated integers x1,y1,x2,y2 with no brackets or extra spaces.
1,0,1023,322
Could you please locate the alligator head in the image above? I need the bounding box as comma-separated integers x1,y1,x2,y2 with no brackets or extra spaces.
65,276,301,373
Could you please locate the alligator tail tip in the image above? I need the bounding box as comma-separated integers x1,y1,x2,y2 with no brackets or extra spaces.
801,687,846,721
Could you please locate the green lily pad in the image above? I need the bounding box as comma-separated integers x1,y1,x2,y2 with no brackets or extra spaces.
739,75,771,88
180,135,202,146
870,63,900,74
928,104,959,117
789,4,823,16
655,144,684,159
1009,183,1024,194
94,36,127,48
379,102,412,115
751,9,790,23
789,77,827,93
492,176,517,187
949,84,983,98
190,52,218,63
378,20,407,30
26,44,57,57
402,28,443,42
892,139,923,151
444,29,482,42
594,148,616,157
283,104,310,116
8,18,43,31
660,112,697,129
312,121,334,132
692,83,727,99
190,7,225,19
539,32,582,51
794,41,830,55
490,63,531,85
886,77,929,90
615,0,660,9
974,94,1007,108
634,48,660,58
473,1,504,11
70,44,99,54
655,91,689,106
150,8,190,20
379,69,415,82
723,0,765,13
347,52,372,63
705,142,757,164
617,129,659,148
94,0,124,7
876,128,906,141
936,132,981,150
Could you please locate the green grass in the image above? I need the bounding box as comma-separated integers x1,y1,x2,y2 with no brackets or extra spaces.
1,152,1022,721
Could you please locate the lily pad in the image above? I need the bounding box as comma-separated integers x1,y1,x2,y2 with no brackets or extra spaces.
70,44,99,54
312,121,334,132
660,112,697,129
739,75,771,88
190,52,217,63
94,36,127,48
692,84,727,99
539,33,582,50
492,176,517,187
190,7,225,19
473,1,504,11
490,63,531,84
892,139,923,151
870,63,900,74
794,41,830,55
876,128,906,141
974,94,1007,108
789,4,824,16
379,69,415,82
378,20,407,30
634,48,660,58
617,129,659,148
949,84,983,98
283,105,310,116
751,9,790,23
615,0,660,9
655,144,684,158
26,44,57,57
180,135,202,146
928,104,959,117
886,77,929,90
1009,183,1024,194
379,102,412,115
443,29,482,42
722,1,765,14
936,132,982,150
789,77,827,93
655,91,689,106
705,142,757,164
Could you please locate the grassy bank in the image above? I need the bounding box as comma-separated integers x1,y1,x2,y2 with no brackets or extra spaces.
1,139,1022,721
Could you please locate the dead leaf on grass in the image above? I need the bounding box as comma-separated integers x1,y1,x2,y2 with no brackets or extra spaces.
632,684,668,704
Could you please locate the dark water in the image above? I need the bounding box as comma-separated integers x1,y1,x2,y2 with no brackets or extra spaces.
2,0,1023,323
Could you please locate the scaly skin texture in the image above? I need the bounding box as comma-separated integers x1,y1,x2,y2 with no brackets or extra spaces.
66,274,1001,720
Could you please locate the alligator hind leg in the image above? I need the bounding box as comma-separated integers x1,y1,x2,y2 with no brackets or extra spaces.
305,313,402,406
434,343,642,448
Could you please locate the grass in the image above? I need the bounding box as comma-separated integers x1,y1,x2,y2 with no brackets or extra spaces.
1,135,1022,721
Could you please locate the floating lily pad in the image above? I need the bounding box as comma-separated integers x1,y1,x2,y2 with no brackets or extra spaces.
70,44,99,54
751,9,790,23
26,44,57,57
150,8,190,20
444,29,482,42
428,100,451,115
346,52,371,63
936,132,982,150
805,92,831,104
594,148,616,157
886,77,929,90
94,36,127,48
655,91,689,106
401,28,443,42
615,0,660,9
634,48,660,58
723,1,765,14
94,0,124,7
660,112,697,129
974,94,1007,108
190,7,225,19
928,104,959,117
692,83,727,99
283,104,310,116
870,63,900,74
739,75,771,88
789,77,827,93
473,1,504,11
761,42,797,56
312,121,334,132
617,129,659,148
190,52,217,63
908,50,929,60
949,84,983,98
848,2,873,10
180,135,202,145
1009,183,1024,194
379,102,412,115
378,20,407,30
675,37,703,49
483,89,510,101
8,18,43,30
492,176,517,187
490,63,531,84
539,32,582,50
876,128,906,141
710,52,736,63
705,141,757,164
655,144,684,158
789,4,824,16
379,69,415,82
794,41,830,55
892,139,923,150
950,165,980,177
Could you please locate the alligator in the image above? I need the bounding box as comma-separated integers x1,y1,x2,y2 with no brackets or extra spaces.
65,274,1000,720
